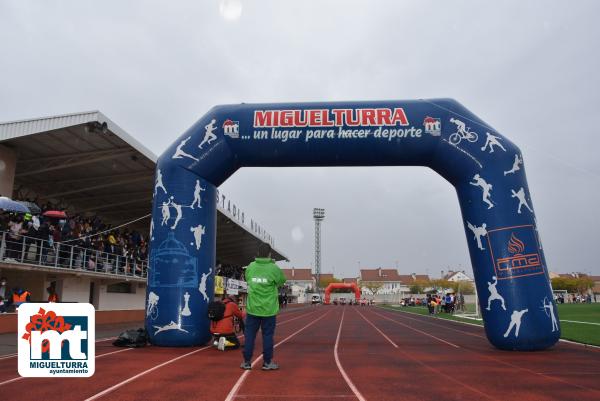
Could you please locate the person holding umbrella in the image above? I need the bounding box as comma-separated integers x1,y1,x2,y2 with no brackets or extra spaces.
0,197,30,261
7,215,27,261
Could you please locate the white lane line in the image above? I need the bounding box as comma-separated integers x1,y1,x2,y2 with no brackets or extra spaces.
363,310,495,400
0,337,118,361
561,320,600,326
225,309,331,401
334,309,366,401
84,345,211,401
355,309,398,348
558,338,600,350
373,311,460,348
380,307,600,350
86,309,321,401
0,376,23,387
0,347,134,387
236,395,356,398
377,307,485,338
371,310,460,349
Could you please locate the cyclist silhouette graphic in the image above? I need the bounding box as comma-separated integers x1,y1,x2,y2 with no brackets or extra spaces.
449,117,478,145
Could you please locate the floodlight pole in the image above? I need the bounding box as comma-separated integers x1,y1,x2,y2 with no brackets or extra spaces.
313,208,325,295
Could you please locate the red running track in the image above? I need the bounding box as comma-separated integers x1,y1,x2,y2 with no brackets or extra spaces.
1,306,599,401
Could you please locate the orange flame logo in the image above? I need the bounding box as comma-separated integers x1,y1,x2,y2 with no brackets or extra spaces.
507,233,525,255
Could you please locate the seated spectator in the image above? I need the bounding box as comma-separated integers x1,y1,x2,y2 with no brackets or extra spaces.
12,287,31,307
210,295,245,351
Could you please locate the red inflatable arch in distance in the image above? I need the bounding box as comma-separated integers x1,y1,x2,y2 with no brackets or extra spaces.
324,282,361,304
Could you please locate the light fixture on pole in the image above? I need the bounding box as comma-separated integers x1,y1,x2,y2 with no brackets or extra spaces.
313,208,325,294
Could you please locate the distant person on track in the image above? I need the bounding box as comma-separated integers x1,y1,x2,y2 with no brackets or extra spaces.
240,243,286,371
210,295,245,351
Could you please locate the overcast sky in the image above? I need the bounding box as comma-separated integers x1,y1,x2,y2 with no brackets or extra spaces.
1,0,599,278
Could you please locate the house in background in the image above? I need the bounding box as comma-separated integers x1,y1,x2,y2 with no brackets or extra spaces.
442,270,474,283
282,268,315,303
359,268,403,295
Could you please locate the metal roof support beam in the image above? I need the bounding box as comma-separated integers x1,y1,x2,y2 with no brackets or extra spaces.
17,147,131,164
45,172,149,186
45,176,149,198
77,198,152,213
68,190,153,202
16,149,135,177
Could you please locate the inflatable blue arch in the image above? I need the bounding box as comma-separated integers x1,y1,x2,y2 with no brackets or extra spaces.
146,99,560,351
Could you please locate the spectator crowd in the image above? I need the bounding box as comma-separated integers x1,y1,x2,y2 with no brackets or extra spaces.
0,202,149,276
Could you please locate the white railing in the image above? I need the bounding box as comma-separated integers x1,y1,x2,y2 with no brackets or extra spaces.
0,230,147,279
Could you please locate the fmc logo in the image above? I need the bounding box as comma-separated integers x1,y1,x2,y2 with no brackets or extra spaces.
487,225,545,280
18,303,95,377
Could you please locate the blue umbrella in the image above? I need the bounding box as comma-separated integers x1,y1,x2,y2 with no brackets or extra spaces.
16,201,41,214
0,197,30,213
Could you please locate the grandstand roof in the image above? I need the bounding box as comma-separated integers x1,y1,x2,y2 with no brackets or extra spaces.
0,111,288,265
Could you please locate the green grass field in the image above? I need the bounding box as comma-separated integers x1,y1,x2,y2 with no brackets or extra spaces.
379,303,600,346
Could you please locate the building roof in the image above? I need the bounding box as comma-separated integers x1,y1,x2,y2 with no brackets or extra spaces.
360,268,402,282
314,273,335,282
282,268,314,281
0,111,288,265
442,271,471,281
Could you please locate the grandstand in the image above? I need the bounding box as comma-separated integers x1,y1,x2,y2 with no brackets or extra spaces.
0,111,287,331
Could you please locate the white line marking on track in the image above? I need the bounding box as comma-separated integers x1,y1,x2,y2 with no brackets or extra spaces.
377,308,485,338
225,309,332,401
372,310,460,348
236,395,356,398
561,319,600,326
355,309,398,348
378,309,600,394
0,376,23,387
363,309,496,400
85,309,321,401
334,309,366,401
0,336,118,361
84,346,211,401
0,347,134,387
381,307,600,350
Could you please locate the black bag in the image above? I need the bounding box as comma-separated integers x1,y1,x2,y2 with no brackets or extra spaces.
113,328,148,348
207,301,226,321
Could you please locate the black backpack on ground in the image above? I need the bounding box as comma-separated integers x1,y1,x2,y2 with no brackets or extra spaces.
113,328,148,348
207,300,226,321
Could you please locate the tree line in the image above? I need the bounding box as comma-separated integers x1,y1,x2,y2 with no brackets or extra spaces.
551,277,594,294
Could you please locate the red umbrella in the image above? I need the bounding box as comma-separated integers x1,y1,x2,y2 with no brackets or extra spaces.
43,210,68,219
